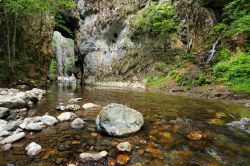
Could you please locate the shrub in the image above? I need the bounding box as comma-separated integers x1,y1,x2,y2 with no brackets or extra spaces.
214,48,231,62
131,1,179,39
213,52,250,93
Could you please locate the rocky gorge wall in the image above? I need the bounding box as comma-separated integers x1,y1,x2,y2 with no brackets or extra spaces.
64,0,227,84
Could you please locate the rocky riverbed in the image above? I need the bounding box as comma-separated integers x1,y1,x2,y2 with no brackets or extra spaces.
0,84,250,165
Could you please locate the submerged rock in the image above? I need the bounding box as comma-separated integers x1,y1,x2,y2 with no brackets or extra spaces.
71,118,84,129
117,142,132,152
0,132,25,144
69,98,83,103
96,103,144,136
56,105,81,111
226,118,250,134
79,151,108,161
116,154,130,165
26,142,42,156
186,131,213,141
57,112,76,121
82,103,98,109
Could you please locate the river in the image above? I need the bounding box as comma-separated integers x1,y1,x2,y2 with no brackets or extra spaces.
1,83,250,165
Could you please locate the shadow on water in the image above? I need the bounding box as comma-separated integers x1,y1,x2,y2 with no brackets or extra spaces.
1,83,250,166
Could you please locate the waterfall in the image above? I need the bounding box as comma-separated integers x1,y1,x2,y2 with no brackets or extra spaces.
52,31,74,77
205,35,221,64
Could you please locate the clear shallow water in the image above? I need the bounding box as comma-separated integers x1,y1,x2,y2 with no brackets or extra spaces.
1,83,250,166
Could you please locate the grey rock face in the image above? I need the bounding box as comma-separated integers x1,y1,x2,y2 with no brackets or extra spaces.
0,107,9,119
73,0,133,79
96,103,144,136
71,118,84,129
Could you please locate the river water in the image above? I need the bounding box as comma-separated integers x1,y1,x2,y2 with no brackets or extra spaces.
1,83,250,166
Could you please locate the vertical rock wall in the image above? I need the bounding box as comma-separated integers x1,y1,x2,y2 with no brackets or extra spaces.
52,31,74,77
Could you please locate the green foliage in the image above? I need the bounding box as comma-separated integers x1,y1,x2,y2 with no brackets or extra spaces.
211,23,227,35
131,1,179,40
214,48,231,62
54,13,73,37
65,54,75,75
194,74,211,86
213,52,250,93
223,0,250,22
49,59,57,76
146,74,169,87
224,14,250,37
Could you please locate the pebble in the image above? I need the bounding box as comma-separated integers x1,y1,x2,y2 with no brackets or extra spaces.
82,103,98,109
79,151,108,161
145,147,163,157
116,154,130,165
117,142,132,152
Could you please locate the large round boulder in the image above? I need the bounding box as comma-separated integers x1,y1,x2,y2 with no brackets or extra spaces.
96,103,144,136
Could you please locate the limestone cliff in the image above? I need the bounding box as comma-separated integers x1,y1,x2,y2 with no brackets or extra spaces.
69,0,224,83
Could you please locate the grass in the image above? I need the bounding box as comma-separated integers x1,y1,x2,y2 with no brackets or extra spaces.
146,74,170,87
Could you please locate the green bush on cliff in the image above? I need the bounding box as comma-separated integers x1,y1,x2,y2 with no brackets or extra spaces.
131,1,179,39
224,14,250,37
223,0,250,22
214,48,231,62
213,52,250,93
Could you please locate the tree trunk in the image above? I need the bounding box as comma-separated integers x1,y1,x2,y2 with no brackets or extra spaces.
4,9,11,67
11,12,17,71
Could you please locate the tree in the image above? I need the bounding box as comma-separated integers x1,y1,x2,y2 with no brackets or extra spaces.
0,0,75,71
